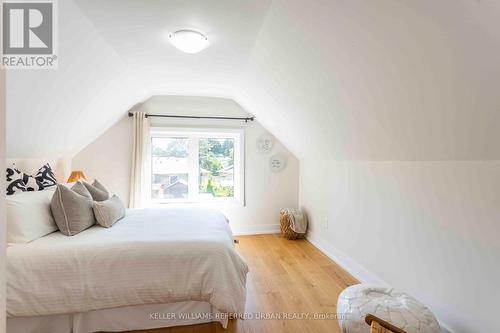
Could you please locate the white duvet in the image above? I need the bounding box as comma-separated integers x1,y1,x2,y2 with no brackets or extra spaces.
7,208,249,317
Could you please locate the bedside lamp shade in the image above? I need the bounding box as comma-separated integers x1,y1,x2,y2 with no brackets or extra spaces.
67,170,87,183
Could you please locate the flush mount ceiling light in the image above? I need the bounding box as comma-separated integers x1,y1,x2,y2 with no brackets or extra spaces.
169,29,209,54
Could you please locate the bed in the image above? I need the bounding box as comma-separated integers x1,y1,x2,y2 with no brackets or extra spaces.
6,207,249,333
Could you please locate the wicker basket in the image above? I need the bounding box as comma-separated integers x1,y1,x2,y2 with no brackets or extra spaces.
280,209,306,240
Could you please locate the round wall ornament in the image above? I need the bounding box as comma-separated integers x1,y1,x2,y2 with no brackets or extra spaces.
257,134,274,153
269,153,287,173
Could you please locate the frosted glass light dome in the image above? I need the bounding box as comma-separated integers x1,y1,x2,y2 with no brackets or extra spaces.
169,30,209,54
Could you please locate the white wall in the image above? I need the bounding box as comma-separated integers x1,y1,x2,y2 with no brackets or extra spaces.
0,68,6,333
72,116,132,204
73,96,299,234
300,160,500,333
237,1,500,332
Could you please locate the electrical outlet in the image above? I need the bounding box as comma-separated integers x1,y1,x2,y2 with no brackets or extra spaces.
323,216,329,230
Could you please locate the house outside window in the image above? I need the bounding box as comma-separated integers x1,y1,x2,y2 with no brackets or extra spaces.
150,127,244,204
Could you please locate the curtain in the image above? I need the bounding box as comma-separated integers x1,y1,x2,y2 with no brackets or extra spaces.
129,111,150,208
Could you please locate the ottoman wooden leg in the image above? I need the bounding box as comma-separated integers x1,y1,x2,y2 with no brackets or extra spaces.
365,314,407,333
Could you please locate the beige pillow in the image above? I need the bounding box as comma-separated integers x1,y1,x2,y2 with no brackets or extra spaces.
82,179,110,202
93,195,126,228
50,182,95,236
93,179,109,193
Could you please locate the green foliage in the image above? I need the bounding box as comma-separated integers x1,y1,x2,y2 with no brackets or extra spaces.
199,138,234,159
199,175,234,198
215,186,234,197
205,176,215,194
199,138,234,175
201,155,223,175
152,138,188,158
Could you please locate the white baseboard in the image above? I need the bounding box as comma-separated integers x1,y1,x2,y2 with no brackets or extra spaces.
306,232,454,333
232,224,280,236
306,231,387,285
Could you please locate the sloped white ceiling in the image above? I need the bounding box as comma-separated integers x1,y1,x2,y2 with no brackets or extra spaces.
240,0,500,160
6,0,270,158
74,0,271,96
6,0,500,160
6,0,146,158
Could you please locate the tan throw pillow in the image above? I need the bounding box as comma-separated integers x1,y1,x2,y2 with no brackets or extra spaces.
93,195,126,228
82,179,110,202
93,179,109,194
50,182,95,236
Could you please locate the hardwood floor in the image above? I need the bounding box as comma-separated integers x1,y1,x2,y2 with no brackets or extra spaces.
124,234,358,333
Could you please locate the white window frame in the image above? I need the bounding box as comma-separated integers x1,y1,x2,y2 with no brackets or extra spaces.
149,127,245,205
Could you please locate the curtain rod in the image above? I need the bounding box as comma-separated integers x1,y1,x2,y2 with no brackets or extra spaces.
128,112,254,122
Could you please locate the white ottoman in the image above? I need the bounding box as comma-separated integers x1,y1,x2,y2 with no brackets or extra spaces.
337,284,441,333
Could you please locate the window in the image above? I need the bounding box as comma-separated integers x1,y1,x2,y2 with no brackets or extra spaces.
150,128,244,203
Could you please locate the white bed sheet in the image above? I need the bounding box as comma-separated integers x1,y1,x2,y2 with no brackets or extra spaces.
7,208,248,318
7,301,228,333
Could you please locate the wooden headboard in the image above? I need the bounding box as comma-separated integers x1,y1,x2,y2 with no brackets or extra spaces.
6,158,71,183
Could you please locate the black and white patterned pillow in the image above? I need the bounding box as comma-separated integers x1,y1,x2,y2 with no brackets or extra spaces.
6,165,27,195
35,163,57,188
21,172,45,191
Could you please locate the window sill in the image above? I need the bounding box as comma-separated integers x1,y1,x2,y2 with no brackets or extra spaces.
149,199,244,208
